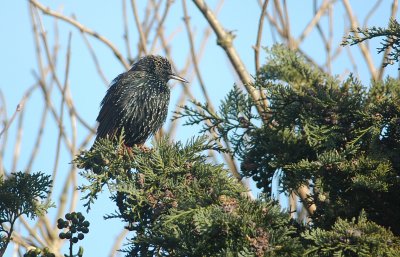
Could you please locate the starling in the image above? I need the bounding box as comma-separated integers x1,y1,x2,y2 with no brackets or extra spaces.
94,55,188,147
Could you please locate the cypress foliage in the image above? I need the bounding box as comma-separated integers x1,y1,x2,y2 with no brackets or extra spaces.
0,172,53,255
75,45,399,256
76,137,303,256
242,46,400,234
302,211,400,257
342,18,400,69
177,45,399,255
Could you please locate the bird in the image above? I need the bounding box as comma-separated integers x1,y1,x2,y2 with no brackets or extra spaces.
94,55,188,148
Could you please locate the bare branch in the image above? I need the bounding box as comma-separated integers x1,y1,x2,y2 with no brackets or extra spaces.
108,229,129,257
296,0,332,48
29,0,130,69
342,0,377,80
192,0,268,121
50,33,73,198
254,0,270,73
149,0,173,54
122,0,133,61
0,87,35,139
131,0,148,55
182,0,212,107
363,0,383,28
80,31,110,87
378,0,398,80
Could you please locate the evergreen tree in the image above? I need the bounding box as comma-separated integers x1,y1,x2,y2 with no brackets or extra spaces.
3,3,399,257
342,18,400,69
73,44,400,256
0,172,53,256
76,137,303,256
176,45,400,255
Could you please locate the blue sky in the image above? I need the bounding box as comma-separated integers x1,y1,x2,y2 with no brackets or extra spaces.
1,1,398,256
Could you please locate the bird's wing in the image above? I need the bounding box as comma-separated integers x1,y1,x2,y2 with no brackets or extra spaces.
95,72,148,141
96,73,126,139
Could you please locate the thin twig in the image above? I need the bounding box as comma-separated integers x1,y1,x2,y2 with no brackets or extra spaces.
0,92,32,139
122,0,133,62
50,33,72,199
364,0,383,28
342,0,377,80
282,0,294,48
24,6,52,173
149,0,172,54
254,0,271,120
192,0,267,121
182,0,212,107
29,0,130,69
266,11,284,37
0,90,7,176
34,8,76,150
183,0,248,186
254,0,269,73
168,26,213,137
273,0,286,35
296,0,332,48
34,7,96,135
108,229,129,257
34,72,73,153
19,217,48,248
79,28,109,87
378,0,398,80
12,104,25,173
143,0,163,52
327,1,333,73
131,0,148,55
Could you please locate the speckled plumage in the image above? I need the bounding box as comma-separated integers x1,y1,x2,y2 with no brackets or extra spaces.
95,55,187,146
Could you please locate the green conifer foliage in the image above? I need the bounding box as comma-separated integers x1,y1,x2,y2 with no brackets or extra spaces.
75,45,400,256
342,19,400,69
241,46,400,234
0,172,53,256
76,137,303,256
302,211,400,257
176,45,399,254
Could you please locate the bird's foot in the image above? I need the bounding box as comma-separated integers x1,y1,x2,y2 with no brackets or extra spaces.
120,144,152,158
121,144,135,158
137,144,152,153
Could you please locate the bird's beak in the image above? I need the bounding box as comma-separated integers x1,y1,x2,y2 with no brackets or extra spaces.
169,73,188,83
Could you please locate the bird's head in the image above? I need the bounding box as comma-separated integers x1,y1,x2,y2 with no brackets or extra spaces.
130,55,188,84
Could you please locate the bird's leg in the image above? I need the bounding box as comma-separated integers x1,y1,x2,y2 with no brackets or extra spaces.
136,144,151,153
120,144,151,159
122,143,135,158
